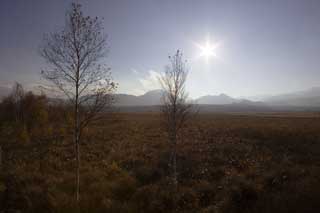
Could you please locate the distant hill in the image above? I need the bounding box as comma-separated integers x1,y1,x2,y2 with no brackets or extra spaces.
114,89,163,106
113,90,268,113
114,90,265,107
2,85,320,110
263,87,320,107
113,89,320,112
196,93,236,105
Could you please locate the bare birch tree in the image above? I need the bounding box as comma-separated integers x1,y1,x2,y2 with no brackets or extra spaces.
40,3,116,203
159,50,191,188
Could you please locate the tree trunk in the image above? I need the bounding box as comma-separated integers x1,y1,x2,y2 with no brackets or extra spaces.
173,140,177,189
0,146,2,170
76,132,80,202
172,107,178,189
170,133,178,212
75,82,80,204
170,132,178,190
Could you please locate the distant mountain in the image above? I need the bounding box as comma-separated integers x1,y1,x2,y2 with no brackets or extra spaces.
114,90,265,107
114,89,163,106
263,87,320,107
241,98,268,105
196,93,236,105
139,89,164,105
3,84,320,109
195,87,320,108
195,93,266,106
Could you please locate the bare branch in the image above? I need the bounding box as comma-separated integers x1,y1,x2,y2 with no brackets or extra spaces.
40,2,116,203
159,50,192,188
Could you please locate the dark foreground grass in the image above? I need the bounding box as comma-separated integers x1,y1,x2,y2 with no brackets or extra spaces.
1,112,320,212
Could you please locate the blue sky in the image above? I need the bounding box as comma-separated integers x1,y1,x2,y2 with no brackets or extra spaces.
1,0,320,98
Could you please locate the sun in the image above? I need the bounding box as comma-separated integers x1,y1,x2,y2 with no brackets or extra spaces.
199,41,216,58
195,37,220,63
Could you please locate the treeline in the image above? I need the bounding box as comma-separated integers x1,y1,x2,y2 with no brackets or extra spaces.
0,83,71,211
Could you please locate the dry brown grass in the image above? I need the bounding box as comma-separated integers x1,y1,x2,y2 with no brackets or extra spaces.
2,111,320,212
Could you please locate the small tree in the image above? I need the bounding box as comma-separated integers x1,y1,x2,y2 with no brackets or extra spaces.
159,50,191,188
0,83,25,176
40,3,116,202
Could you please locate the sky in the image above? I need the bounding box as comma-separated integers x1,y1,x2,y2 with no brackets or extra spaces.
1,0,320,99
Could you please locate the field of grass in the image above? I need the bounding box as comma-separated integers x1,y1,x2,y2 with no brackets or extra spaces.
1,111,320,212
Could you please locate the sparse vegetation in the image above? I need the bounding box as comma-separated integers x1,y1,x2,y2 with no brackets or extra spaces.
0,89,319,212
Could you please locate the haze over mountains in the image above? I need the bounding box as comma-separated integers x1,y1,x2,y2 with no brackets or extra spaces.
263,87,320,107
115,90,164,106
1,86,320,108
115,91,265,106
114,87,320,108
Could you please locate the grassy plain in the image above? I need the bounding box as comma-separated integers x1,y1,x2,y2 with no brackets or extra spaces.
2,111,320,212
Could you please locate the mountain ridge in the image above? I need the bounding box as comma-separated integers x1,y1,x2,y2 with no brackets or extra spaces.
1,85,320,107
114,90,265,106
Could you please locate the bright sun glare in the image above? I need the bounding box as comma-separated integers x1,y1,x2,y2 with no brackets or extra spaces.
195,37,220,63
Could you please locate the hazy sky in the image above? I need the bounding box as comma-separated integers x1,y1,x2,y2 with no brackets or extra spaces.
1,0,320,98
